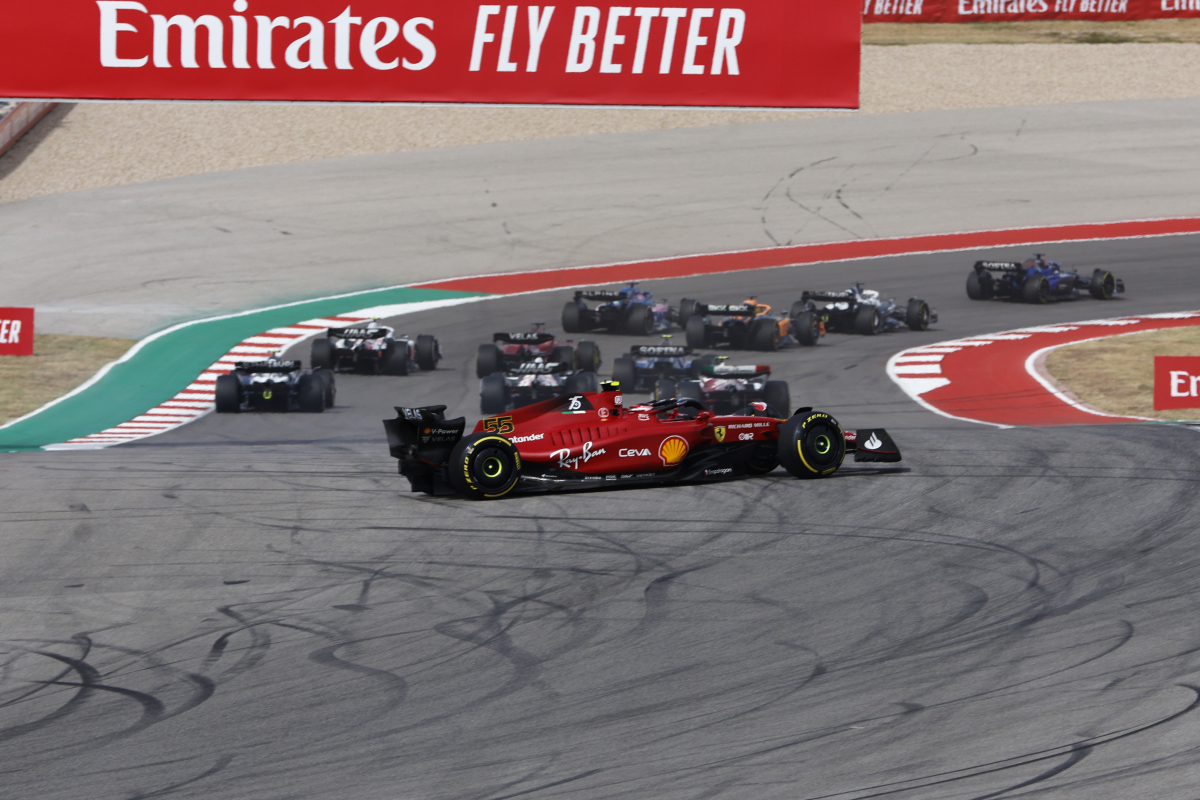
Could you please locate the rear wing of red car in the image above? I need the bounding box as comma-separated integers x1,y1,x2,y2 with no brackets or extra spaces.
494,331,556,344
383,406,466,494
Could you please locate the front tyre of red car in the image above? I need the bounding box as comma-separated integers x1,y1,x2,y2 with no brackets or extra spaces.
448,433,522,499
778,412,845,479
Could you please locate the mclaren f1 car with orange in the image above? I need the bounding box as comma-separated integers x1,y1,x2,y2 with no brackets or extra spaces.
383,383,900,499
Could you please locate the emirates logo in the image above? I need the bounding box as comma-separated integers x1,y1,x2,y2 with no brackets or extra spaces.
659,436,689,466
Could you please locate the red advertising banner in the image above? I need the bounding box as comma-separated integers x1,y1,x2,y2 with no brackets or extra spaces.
1154,356,1200,410
0,308,35,357
0,1,861,109
865,0,1200,22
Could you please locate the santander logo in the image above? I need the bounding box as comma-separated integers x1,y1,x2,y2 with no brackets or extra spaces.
862,432,882,451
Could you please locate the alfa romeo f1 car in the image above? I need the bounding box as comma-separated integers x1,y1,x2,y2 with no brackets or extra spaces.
480,359,601,415
384,384,900,499
795,284,935,335
215,358,334,413
476,325,601,378
966,256,1124,303
655,361,790,416
311,322,440,375
610,338,718,393
682,299,816,351
562,284,681,335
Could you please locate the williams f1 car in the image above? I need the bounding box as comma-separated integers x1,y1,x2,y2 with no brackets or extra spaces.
610,338,718,393
562,284,681,335
795,284,935,335
967,256,1124,303
311,322,440,375
655,361,790,416
384,384,901,499
682,299,823,351
476,325,601,378
480,358,601,415
215,358,334,413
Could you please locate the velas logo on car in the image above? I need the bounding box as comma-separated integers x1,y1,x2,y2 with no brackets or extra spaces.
659,435,689,465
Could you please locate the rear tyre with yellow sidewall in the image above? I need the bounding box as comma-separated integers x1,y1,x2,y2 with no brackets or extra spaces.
778,412,845,479
448,433,522,499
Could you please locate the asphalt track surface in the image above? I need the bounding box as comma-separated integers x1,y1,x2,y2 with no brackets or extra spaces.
9,97,1200,338
5,234,1200,799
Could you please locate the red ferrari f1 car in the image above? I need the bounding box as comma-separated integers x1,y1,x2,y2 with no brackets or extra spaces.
383,383,900,499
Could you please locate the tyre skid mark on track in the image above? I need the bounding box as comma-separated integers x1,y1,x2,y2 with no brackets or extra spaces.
887,311,1200,428
809,685,1200,800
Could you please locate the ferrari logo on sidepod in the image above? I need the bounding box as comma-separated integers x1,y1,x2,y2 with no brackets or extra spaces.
659,435,689,466
714,426,726,443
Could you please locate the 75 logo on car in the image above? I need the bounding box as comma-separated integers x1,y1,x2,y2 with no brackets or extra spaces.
483,416,515,434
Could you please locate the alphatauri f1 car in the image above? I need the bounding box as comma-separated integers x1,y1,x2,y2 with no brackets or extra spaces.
796,284,935,335
476,325,601,378
216,358,334,413
311,322,440,375
562,285,680,335
656,361,790,416
967,256,1124,303
384,384,901,499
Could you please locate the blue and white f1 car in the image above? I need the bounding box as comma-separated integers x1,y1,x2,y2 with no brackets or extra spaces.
562,284,682,335
967,255,1124,303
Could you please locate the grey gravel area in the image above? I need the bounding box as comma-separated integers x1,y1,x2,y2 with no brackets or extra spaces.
2,43,1200,204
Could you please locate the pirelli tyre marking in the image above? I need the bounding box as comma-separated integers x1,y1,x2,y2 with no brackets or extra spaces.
453,434,523,499
780,412,845,479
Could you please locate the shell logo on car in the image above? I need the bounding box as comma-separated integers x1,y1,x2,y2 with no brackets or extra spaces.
659,435,689,466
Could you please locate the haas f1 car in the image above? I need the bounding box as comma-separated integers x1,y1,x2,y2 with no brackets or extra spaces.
216,358,335,413
480,360,601,415
476,327,600,378
967,256,1124,303
563,285,680,335
384,385,901,499
796,284,935,336
311,323,440,375
656,362,790,416
682,299,818,351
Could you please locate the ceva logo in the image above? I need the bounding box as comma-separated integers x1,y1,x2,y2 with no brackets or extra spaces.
1154,356,1200,410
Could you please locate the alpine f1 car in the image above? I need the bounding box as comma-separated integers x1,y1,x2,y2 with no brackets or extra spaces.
795,284,935,335
966,255,1125,303
562,284,681,335
655,361,790,416
682,299,816,351
215,358,335,413
383,384,901,499
480,358,601,415
476,325,601,379
610,338,718,393
311,322,440,375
